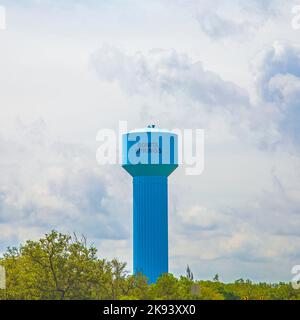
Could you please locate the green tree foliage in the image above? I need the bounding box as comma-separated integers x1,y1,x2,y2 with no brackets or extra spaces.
0,231,299,300
0,231,129,300
213,274,220,282
186,265,194,281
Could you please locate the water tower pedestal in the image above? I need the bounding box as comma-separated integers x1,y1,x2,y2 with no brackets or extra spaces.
133,176,168,283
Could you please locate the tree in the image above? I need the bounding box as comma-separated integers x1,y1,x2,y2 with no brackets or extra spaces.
186,265,194,281
150,273,179,300
199,286,224,300
0,231,127,300
1,231,299,300
213,274,219,282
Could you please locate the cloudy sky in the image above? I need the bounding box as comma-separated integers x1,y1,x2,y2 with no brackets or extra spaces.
1,0,300,282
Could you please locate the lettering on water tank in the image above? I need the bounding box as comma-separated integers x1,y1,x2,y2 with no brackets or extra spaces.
135,142,162,154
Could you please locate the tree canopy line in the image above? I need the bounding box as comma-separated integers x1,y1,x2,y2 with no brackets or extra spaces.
0,231,299,300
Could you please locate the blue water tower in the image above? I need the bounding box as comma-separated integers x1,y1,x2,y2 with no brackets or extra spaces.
122,125,178,283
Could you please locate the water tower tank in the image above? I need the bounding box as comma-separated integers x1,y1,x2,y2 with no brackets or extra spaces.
122,125,178,283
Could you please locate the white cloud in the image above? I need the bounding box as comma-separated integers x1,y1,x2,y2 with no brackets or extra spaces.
91,46,249,109
0,119,130,250
254,41,300,101
169,169,300,280
178,206,225,231
253,41,300,148
172,0,286,40
196,13,251,40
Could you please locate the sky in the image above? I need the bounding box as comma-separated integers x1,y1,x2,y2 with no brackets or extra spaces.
0,0,300,283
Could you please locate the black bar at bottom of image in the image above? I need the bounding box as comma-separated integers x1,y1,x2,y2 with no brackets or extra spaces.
0,300,296,319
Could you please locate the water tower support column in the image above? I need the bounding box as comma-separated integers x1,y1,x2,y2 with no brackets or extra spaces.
133,176,168,284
